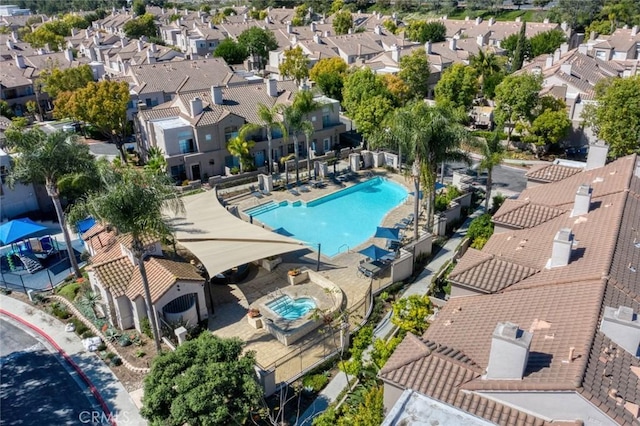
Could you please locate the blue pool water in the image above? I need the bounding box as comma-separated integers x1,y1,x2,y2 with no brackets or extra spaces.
267,295,316,320
245,177,408,257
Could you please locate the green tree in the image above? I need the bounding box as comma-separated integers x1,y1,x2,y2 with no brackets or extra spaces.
279,91,319,185
548,0,603,30
24,26,65,51
237,27,278,70
279,46,310,86
68,166,184,352
132,0,146,16
522,108,571,158
330,0,345,14
4,129,95,278
353,95,394,142
213,38,248,65
501,32,532,65
583,75,640,158
381,74,410,105
226,125,256,174
0,100,15,118
309,57,347,101
529,29,566,57
332,10,353,35
255,103,284,175
512,21,527,71
467,213,494,249
348,386,384,425
392,294,432,335
398,48,431,100
53,80,130,161
469,49,504,98
494,73,542,144
434,63,479,110
474,131,505,210
39,64,94,99
342,67,392,116
144,146,167,175
405,20,447,43
123,13,158,39
141,330,262,425
61,14,89,30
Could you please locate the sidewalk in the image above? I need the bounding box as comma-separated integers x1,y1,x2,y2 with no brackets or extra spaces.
0,294,146,426
296,206,486,425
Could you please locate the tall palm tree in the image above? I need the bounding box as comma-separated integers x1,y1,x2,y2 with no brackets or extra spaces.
474,131,505,210
68,167,184,352
144,146,167,176
256,103,283,175
4,128,95,278
279,104,303,185
301,120,314,179
469,49,502,97
226,124,256,174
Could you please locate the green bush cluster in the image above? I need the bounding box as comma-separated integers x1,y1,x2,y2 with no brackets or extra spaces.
50,302,70,320
302,374,329,392
435,185,463,212
467,213,495,249
69,317,89,336
57,282,80,301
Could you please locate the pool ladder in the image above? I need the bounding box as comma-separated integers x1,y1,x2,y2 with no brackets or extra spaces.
337,244,350,254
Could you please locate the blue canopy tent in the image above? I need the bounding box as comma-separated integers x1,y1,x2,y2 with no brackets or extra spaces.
374,226,400,241
358,244,393,261
0,218,48,246
75,217,96,234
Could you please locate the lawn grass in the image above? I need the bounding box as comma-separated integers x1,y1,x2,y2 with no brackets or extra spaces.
57,282,81,301
405,8,550,23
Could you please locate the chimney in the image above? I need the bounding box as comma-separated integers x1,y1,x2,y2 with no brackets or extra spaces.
391,44,400,62
209,21,214,29
348,28,353,34
561,21,568,32
189,97,203,117
600,306,640,357
485,322,532,380
465,16,470,21
211,86,223,105
585,142,609,170
137,40,144,52
286,23,292,34
545,54,554,69
425,41,432,54
578,44,588,54
590,31,597,41
11,31,18,42
374,25,382,35
560,62,572,75
515,17,521,22
6,39,13,49
146,50,155,64
488,17,495,26
543,18,550,24
632,26,639,37
71,27,77,37
571,184,592,217
14,54,25,69
324,30,330,37
553,48,561,63
64,48,74,63
93,34,100,46
313,34,322,44
476,35,485,47
150,43,156,53
201,15,206,24
475,16,482,25
85,29,91,39
266,78,277,97
88,47,98,62
560,42,569,55
120,36,127,47
449,37,457,51
310,22,316,32
547,228,573,268
635,158,640,178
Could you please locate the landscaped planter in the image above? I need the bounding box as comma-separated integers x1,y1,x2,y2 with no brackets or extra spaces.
288,270,308,286
261,256,282,272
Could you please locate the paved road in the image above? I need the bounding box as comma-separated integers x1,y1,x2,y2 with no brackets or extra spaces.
0,318,104,425
446,162,528,196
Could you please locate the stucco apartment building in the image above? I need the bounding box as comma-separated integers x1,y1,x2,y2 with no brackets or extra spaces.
380,149,640,425
136,79,345,182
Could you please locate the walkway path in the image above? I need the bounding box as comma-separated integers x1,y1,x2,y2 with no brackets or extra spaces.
0,295,146,425
296,206,486,425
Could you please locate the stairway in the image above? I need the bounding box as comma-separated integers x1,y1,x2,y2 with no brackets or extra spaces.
19,254,43,273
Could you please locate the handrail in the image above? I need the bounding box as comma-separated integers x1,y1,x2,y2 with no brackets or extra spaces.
337,244,349,254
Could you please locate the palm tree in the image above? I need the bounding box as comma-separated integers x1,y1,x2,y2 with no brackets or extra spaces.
226,124,256,174
474,131,505,210
68,167,184,352
279,104,303,185
4,128,96,278
301,120,314,179
469,49,502,97
255,103,283,175
144,146,167,176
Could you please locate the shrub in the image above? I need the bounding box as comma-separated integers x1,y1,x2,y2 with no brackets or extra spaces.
135,350,146,358
118,334,132,347
81,330,95,339
140,317,153,339
57,282,81,301
467,213,494,249
302,374,329,392
69,317,89,336
110,356,122,367
50,302,70,320
491,193,507,214
104,352,116,360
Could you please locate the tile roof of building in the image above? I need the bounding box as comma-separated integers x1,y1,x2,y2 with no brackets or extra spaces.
126,257,204,303
92,256,134,298
525,163,583,183
492,199,567,229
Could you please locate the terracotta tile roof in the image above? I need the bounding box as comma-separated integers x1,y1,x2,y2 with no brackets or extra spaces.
93,257,134,298
87,230,117,254
426,279,605,390
492,199,567,229
82,223,105,240
525,163,582,183
88,238,121,267
449,248,538,293
126,257,203,303
116,233,159,251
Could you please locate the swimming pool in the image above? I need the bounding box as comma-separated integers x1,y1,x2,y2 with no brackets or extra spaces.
245,177,408,257
267,295,316,320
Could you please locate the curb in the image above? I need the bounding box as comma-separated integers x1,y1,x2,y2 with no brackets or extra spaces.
0,309,117,426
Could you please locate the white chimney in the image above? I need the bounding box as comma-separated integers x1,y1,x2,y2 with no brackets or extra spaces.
71,27,77,37
6,39,13,49
561,21,568,32
476,35,485,47
313,34,322,44
560,62,572,75
120,36,127,47
578,44,588,54
553,48,561,63
189,97,203,117
391,44,400,62
485,322,532,380
208,21,214,29
425,41,432,54
266,78,277,97
632,25,639,37
348,28,353,34
547,228,573,269
515,17,521,22
11,30,18,42
545,54,554,69
600,306,640,357
488,17,495,26
571,184,592,217
310,22,316,32
543,18,550,24
211,86,223,105
475,16,482,25
93,34,100,46
374,25,382,35
585,142,609,170
560,42,569,55
449,38,457,51
465,16,470,21
14,54,25,69
324,30,330,37
146,50,155,64
150,43,156,53
137,40,144,52
286,23,292,34
64,48,74,63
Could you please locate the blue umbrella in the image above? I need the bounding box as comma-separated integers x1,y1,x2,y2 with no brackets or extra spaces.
0,218,48,245
409,190,424,199
358,244,393,261
274,227,294,237
374,226,400,241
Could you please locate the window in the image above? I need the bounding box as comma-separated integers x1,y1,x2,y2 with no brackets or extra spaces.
205,134,212,141
224,126,238,142
0,165,7,184
170,164,186,182
323,138,330,152
179,138,195,154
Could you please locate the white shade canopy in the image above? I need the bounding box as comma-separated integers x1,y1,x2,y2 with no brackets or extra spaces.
170,192,305,277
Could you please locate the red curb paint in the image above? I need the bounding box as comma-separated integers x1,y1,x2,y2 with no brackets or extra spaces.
0,309,117,426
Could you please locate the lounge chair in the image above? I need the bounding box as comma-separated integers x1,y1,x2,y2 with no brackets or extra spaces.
394,222,408,230
251,191,263,199
261,188,270,196
386,240,401,251
288,188,300,196
299,185,310,193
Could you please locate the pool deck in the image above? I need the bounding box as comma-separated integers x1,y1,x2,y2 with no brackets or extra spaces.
209,171,418,383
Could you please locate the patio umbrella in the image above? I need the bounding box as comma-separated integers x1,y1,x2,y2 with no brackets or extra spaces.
409,190,424,199
274,227,294,237
358,244,393,261
374,226,400,241
0,218,48,245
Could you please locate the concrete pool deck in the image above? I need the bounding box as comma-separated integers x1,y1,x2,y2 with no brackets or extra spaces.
208,171,418,384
